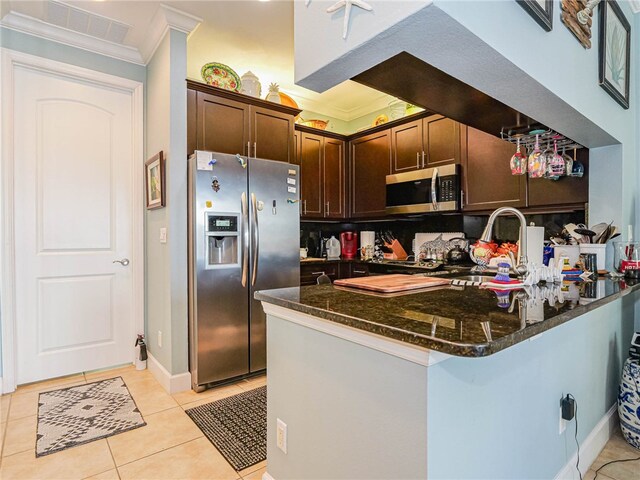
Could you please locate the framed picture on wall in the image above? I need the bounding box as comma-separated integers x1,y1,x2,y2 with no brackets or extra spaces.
517,0,553,32
598,0,630,109
145,151,165,209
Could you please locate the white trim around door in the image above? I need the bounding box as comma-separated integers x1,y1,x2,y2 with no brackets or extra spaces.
0,48,144,393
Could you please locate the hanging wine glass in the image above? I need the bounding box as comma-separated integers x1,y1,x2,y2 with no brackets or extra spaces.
548,140,565,179
540,141,556,179
510,138,527,175
528,134,545,178
562,147,574,176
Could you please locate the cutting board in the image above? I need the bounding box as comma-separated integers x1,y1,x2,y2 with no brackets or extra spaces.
334,274,451,293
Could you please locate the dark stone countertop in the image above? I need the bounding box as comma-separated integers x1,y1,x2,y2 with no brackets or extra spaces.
256,277,640,357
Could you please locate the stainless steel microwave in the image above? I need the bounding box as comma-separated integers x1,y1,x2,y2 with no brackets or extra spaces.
385,164,460,214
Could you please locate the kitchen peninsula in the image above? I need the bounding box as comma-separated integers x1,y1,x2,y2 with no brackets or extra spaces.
256,278,638,479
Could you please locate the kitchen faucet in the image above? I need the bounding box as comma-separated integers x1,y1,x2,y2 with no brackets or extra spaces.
474,206,529,277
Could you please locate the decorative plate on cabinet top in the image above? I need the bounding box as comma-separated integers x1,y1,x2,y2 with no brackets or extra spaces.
201,62,241,92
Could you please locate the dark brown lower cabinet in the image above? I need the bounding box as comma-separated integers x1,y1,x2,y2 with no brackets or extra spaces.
300,263,340,286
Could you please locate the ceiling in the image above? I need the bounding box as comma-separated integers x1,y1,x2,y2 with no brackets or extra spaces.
1,0,395,121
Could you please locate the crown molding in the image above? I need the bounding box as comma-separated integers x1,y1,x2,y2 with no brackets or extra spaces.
0,11,144,65
295,91,393,121
139,4,202,64
629,0,640,13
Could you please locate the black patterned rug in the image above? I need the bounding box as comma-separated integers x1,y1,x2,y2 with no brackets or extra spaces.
36,376,146,457
185,386,266,471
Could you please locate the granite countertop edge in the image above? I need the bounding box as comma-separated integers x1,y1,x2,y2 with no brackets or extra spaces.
255,281,640,358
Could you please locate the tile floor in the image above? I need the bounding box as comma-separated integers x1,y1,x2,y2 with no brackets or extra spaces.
0,366,266,480
1,366,639,479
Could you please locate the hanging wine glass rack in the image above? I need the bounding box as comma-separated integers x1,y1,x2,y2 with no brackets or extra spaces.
500,126,584,152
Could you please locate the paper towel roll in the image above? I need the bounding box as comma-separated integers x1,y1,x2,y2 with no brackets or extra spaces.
360,231,375,249
525,226,544,266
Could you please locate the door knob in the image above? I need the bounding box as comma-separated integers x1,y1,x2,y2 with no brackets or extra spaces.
113,258,130,266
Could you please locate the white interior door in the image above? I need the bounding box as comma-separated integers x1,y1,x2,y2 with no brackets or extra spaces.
13,63,137,385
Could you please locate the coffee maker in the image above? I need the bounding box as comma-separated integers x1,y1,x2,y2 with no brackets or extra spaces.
340,232,358,259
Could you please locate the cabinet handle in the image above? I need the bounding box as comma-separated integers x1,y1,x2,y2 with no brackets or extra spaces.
303,200,307,215
416,152,420,169
311,271,325,275
254,142,257,158
326,201,330,216
422,151,426,168
353,270,367,274
247,141,251,158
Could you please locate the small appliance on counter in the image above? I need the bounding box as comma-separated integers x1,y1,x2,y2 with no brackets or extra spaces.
326,236,341,259
340,232,358,259
360,231,375,260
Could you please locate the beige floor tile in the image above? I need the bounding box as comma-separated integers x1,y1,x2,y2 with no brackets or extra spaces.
1,394,11,423
176,384,245,409
0,439,115,479
85,469,121,480
237,375,266,392
8,382,86,422
107,407,202,466
85,366,154,387
242,466,267,480
584,468,617,480
14,373,85,396
118,437,238,480
122,378,178,416
2,415,36,457
239,460,266,478
590,431,640,480
0,420,6,455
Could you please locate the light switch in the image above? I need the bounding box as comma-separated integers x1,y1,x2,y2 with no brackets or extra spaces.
159,227,167,244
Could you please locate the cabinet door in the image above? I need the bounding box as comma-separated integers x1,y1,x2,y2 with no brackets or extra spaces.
391,119,423,173
462,126,526,212
424,115,460,167
528,148,589,207
251,105,295,163
292,130,301,166
187,88,197,156
300,132,323,218
350,130,391,218
324,138,346,219
196,92,250,155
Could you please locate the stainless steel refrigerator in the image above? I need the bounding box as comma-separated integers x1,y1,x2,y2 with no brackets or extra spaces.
188,151,300,391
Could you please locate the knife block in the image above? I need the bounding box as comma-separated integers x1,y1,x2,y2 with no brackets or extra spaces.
383,240,408,260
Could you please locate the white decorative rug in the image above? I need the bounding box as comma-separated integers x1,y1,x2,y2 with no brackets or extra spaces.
36,376,146,457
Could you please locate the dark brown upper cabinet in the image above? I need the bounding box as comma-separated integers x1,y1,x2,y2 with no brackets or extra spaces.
391,119,423,173
462,126,526,212
298,129,346,220
527,148,589,208
350,130,391,219
423,115,461,168
187,80,299,163
391,115,461,174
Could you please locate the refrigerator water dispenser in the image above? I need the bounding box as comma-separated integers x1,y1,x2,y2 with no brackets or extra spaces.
206,213,240,268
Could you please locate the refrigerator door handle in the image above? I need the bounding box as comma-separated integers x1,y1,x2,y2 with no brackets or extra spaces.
251,192,259,286
241,192,249,287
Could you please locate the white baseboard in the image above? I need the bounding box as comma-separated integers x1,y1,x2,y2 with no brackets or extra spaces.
0,376,3,395
262,472,275,480
555,403,618,479
147,352,191,394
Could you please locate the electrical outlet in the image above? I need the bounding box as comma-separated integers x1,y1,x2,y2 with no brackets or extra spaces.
159,227,167,244
276,418,287,454
158,331,162,348
559,406,567,434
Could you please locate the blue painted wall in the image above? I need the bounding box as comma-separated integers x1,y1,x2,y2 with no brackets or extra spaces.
427,294,637,478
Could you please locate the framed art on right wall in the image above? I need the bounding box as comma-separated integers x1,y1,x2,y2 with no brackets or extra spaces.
599,0,630,109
